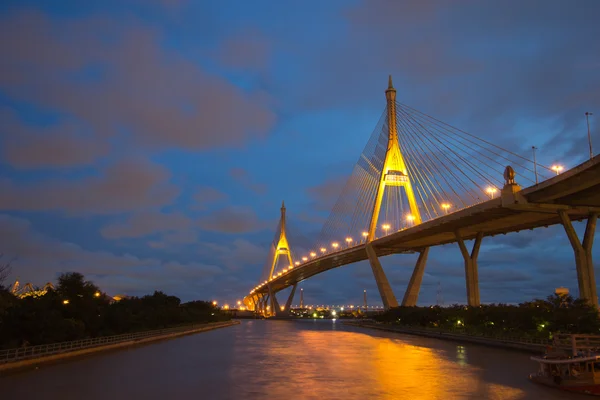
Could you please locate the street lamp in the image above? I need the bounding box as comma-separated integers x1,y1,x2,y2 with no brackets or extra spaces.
295,261,300,266
586,112,594,160
441,203,451,214
406,215,415,224
382,224,390,235
345,237,353,247
332,242,339,250
237,300,241,306
302,256,308,262
310,252,316,257
486,187,497,198
212,300,217,306
551,165,564,175
320,247,326,254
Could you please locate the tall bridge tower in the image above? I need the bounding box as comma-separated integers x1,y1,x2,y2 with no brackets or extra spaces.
365,76,427,310
268,201,294,280
367,76,421,241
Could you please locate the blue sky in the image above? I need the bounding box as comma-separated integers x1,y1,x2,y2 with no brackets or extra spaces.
1,0,599,306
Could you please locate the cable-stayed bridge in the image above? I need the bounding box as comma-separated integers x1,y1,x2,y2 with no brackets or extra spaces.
243,77,600,316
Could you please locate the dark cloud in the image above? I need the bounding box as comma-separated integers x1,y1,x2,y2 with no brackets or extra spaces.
229,168,268,195
101,210,192,239
0,157,179,215
1,111,110,169
197,206,269,234
0,10,276,158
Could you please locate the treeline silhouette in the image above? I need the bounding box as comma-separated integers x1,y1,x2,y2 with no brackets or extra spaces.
0,272,229,349
374,294,600,338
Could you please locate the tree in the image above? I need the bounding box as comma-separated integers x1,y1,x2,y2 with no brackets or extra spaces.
0,253,13,289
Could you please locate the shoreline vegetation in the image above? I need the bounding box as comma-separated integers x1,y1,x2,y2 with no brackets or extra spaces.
0,272,230,350
369,294,600,340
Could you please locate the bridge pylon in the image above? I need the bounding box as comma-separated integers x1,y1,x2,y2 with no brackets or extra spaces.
365,76,428,310
246,201,298,317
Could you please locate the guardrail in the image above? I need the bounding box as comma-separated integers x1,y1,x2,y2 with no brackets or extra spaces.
0,320,234,364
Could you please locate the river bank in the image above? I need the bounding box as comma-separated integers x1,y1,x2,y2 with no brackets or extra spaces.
345,320,549,353
0,320,239,373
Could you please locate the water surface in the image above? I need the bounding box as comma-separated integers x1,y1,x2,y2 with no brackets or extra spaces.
0,320,579,399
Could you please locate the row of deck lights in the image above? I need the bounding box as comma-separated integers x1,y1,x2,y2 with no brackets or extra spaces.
249,166,568,296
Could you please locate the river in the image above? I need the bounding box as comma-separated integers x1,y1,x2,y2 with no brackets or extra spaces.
0,319,581,399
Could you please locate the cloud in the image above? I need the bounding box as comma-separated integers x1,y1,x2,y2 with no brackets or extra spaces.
0,157,179,215
0,214,222,300
229,168,268,195
0,10,276,154
1,112,110,168
218,29,271,71
306,176,345,212
101,210,191,239
198,205,269,233
191,186,228,210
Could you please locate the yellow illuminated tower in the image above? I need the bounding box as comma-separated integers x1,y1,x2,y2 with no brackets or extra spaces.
367,76,421,241
268,201,295,279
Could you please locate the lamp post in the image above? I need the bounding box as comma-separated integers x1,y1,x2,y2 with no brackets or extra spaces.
382,224,390,236
532,146,538,184
586,112,594,160
441,203,451,214
551,165,564,175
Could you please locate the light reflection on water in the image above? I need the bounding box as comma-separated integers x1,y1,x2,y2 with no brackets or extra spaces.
0,320,581,399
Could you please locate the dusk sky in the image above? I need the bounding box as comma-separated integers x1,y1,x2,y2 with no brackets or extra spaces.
1,0,599,306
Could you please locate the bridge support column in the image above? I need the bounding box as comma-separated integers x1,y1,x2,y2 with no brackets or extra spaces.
365,243,399,310
455,231,483,307
285,284,297,311
401,247,430,306
558,211,598,307
268,284,281,316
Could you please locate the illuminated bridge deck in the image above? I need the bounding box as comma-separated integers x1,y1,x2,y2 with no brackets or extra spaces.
252,155,600,297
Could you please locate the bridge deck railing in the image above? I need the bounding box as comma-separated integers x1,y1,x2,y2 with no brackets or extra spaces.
0,321,232,365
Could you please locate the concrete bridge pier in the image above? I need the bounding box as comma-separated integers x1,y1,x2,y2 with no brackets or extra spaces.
455,231,483,307
284,284,297,311
401,247,430,306
268,284,282,316
559,211,598,307
365,243,399,310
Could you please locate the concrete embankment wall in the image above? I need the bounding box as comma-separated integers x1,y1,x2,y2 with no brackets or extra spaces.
345,321,547,353
1,320,240,373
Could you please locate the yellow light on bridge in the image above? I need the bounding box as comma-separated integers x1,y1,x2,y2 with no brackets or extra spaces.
237,300,241,306
332,242,339,249
280,306,285,311
282,269,287,273
295,261,300,266
212,300,217,306
382,224,390,233
289,265,294,270
362,231,368,237
277,272,282,276
345,237,353,243
302,256,308,262
551,164,564,175
320,247,326,253
406,215,415,222
486,187,497,198
223,304,230,310
310,252,316,257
